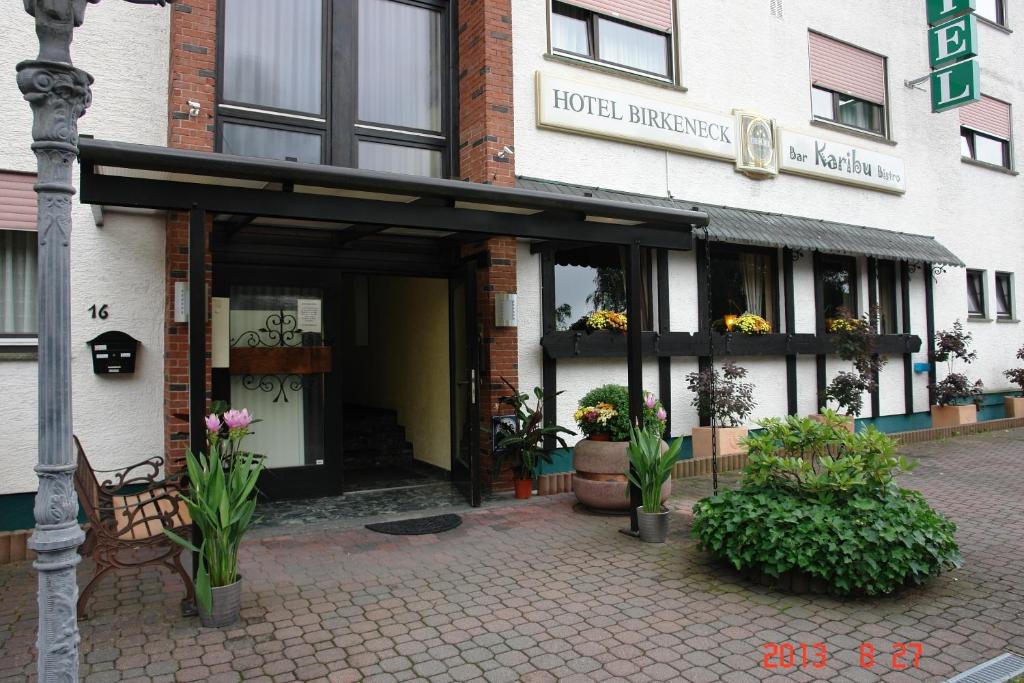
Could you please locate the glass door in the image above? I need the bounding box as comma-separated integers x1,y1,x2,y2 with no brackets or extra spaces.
450,258,482,506
227,285,340,499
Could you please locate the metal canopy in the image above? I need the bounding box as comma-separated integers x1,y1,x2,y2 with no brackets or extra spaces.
518,176,965,267
76,139,707,250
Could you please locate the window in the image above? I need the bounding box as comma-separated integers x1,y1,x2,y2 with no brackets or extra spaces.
966,269,986,318
960,96,1013,170
995,272,1014,319
819,255,857,328
976,0,1006,25
708,245,778,330
877,260,899,334
808,32,888,136
0,172,37,341
550,2,673,79
218,0,450,177
552,246,652,330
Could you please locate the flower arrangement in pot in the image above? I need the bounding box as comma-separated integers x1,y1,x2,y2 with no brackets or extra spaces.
820,307,886,431
571,385,668,512
626,423,682,543
685,362,756,458
928,321,983,428
494,380,575,499
569,310,628,334
164,408,264,628
1003,345,1024,418
714,313,771,335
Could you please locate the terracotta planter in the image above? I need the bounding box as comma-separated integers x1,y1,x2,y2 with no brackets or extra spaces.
513,477,533,499
691,426,748,459
199,576,242,628
572,439,670,512
808,413,856,433
1005,396,1024,418
931,404,977,428
588,432,611,442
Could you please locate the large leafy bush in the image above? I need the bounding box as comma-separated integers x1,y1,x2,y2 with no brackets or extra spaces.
692,412,961,595
575,384,664,440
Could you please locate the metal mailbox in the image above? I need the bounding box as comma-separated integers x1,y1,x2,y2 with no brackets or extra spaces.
87,331,139,375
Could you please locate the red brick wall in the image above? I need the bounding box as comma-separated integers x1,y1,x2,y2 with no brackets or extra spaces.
165,0,217,471
457,0,518,486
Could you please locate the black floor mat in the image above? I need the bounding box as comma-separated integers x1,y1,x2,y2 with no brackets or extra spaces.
365,513,462,535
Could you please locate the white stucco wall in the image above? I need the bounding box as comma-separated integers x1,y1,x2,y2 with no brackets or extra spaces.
0,5,170,494
514,0,1024,433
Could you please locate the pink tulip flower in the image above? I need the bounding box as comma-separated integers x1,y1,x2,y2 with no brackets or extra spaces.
223,408,253,430
644,392,657,409
205,414,221,433
656,407,667,422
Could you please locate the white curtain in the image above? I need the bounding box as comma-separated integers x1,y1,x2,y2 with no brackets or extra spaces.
596,18,668,75
0,231,37,335
739,253,764,318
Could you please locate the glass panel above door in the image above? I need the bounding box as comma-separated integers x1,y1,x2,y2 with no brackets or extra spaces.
229,286,327,470
222,0,324,115
358,0,443,131
221,123,323,164
358,141,443,177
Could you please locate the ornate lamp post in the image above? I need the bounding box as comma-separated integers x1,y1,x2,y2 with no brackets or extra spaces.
17,1,164,679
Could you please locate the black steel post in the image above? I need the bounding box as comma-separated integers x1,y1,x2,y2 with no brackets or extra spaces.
187,205,206,593
924,263,937,406
901,262,914,414
626,241,644,532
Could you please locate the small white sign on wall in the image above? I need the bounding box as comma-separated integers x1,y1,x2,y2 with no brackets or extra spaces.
777,130,907,194
535,72,737,161
296,299,322,334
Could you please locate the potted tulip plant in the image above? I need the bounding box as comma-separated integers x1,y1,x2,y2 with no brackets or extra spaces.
625,423,682,543
929,321,984,428
494,380,575,499
572,385,668,511
686,362,756,458
1003,345,1024,418
165,408,263,627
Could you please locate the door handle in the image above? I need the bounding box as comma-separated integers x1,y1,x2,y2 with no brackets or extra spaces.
457,369,477,404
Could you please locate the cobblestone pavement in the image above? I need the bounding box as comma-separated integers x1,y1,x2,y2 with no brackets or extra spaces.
2,429,1023,682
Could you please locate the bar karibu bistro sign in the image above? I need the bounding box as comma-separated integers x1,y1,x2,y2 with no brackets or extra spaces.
535,72,736,161
778,130,906,194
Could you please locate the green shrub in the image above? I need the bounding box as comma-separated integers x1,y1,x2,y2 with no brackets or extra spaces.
692,412,961,595
692,487,960,596
575,384,664,441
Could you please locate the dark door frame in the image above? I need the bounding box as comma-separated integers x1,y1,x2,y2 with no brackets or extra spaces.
449,253,484,506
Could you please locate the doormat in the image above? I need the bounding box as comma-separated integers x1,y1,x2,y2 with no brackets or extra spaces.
365,513,462,535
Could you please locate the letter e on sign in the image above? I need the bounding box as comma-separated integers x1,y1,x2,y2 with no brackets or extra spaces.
929,14,977,68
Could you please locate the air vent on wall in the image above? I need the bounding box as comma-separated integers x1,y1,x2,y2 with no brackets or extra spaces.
770,0,783,19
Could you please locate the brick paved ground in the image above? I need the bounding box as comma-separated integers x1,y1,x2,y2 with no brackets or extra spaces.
2,429,1023,682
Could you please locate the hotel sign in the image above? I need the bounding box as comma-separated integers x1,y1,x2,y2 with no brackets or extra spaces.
778,130,907,194
535,72,736,161
925,0,981,113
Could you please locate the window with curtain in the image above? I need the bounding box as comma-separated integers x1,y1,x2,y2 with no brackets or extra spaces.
708,245,777,330
995,272,1013,319
820,255,857,327
550,2,673,80
960,95,1013,170
1,231,38,337
877,260,899,334
808,32,887,136
552,246,652,330
966,269,986,318
218,0,451,177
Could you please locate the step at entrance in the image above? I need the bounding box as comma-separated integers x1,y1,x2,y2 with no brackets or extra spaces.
343,405,415,471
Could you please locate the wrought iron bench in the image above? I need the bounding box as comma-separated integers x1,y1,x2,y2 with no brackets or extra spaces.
73,436,195,618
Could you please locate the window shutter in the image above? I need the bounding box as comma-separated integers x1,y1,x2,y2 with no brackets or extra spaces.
960,96,1011,140
0,172,37,232
808,32,886,105
567,0,672,32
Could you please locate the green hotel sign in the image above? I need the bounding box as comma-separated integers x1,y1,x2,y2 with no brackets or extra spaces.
925,0,980,112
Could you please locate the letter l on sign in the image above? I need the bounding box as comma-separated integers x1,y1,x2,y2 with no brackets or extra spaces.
930,59,981,112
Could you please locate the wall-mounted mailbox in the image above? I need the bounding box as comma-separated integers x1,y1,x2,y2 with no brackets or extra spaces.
87,331,139,375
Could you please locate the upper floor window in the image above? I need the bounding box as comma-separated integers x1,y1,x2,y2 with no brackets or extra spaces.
966,269,986,318
550,1,673,80
960,96,1013,170
995,272,1014,320
976,0,1006,25
708,245,778,331
0,172,38,341
218,0,450,177
808,32,887,137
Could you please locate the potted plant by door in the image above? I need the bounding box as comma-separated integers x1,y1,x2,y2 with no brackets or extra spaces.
929,321,984,428
494,380,575,499
626,423,682,543
686,362,756,458
1003,345,1024,418
165,409,264,627
572,385,669,511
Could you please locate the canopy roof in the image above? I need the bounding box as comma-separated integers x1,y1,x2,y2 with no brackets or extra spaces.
517,177,964,267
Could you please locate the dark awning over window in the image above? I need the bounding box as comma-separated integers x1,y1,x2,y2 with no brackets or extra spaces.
517,177,964,267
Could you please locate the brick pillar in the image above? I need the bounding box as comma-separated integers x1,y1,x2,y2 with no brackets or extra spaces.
165,1,217,471
457,0,517,488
